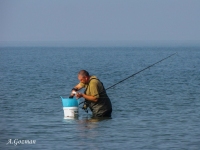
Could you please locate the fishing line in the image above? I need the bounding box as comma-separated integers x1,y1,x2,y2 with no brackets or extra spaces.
78,52,177,106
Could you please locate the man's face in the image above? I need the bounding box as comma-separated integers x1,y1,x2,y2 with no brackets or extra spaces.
78,75,89,84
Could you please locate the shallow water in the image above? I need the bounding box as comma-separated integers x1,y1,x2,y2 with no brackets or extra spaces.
0,47,200,149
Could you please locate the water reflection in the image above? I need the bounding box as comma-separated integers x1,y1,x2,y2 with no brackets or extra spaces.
63,115,111,125
78,117,111,131
76,116,112,146
62,115,109,145
62,115,112,131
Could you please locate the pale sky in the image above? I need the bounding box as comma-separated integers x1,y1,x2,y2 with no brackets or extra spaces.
0,0,200,46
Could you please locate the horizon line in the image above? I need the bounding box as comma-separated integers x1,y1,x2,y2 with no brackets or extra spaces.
0,40,200,47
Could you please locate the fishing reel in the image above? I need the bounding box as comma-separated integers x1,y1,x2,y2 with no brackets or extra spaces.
82,101,89,113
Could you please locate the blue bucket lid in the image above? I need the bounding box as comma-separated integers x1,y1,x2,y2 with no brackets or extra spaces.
60,97,78,107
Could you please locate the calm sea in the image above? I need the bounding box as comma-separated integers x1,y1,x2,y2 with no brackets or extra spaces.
0,47,200,150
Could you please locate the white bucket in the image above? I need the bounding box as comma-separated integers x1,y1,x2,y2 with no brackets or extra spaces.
63,107,78,118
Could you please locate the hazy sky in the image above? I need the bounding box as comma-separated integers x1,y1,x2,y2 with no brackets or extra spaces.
1,0,200,44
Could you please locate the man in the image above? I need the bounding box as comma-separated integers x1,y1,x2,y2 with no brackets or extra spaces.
70,70,112,118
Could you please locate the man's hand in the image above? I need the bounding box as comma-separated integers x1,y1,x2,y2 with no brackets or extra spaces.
71,90,77,95
76,92,83,99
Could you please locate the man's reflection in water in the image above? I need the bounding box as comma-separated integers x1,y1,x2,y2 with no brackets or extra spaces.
76,115,112,145
63,115,112,149
78,115,112,127
63,115,111,125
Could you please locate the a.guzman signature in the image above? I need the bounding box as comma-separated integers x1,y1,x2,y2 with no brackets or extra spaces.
6,139,36,146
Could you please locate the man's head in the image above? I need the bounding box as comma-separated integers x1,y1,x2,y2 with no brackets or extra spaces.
78,70,90,84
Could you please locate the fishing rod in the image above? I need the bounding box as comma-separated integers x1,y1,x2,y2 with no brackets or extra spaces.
78,52,177,105
105,52,177,91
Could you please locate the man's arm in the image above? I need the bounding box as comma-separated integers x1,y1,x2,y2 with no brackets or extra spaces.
76,80,99,102
72,83,83,91
69,83,83,98
76,93,98,103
